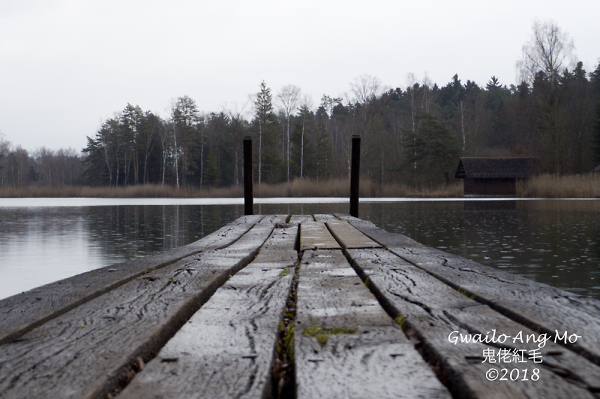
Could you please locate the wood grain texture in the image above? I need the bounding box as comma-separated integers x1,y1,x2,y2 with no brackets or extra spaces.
334,214,425,248
325,220,381,249
339,215,600,367
299,221,340,250
289,215,314,223
0,215,263,346
313,214,338,222
118,224,299,399
295,249,451,399
0,223,274,399
343,247,597,398
259,214,289,224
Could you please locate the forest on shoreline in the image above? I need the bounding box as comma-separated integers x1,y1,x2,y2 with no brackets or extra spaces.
1,21,599,196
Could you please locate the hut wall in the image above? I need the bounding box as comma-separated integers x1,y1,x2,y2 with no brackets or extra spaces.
464,178,516,196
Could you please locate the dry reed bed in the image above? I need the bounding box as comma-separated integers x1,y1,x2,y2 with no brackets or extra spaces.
1,175,598,199
0,184,243,198
518,174,600,198
0,179,463,198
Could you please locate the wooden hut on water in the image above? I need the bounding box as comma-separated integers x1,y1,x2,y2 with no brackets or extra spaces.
455,157,539,197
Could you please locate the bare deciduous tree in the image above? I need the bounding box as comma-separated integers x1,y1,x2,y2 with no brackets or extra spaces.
0,132,12,186
297,95,313,178
350,74,383,105
223,100,251,186
277,85,301,182
516,20,575,88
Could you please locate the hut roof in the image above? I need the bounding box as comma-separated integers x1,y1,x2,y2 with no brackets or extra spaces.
594,165,600,172
455,157,539,179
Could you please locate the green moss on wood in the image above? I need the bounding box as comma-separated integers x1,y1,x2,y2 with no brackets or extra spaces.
394,316,406,329
303,325,357,346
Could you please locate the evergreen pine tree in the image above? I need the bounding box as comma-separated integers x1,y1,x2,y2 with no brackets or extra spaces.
203,147,220,186
314,110,331,180
253,81,280,183
405,113,461,185
594,100,600,167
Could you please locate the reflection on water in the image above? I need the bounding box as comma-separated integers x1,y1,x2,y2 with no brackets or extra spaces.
357,200,600,300
0,199,599,300
0,205,245,299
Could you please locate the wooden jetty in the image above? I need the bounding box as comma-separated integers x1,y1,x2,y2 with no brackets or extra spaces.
1,215,600,399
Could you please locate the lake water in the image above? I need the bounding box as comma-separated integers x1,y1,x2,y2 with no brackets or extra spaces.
1,198,599,300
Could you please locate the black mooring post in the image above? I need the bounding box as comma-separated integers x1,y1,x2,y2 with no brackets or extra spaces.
350,135,361,217
243,136,253,215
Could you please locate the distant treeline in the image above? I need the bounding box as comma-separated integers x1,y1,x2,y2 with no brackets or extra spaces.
1,22,599,190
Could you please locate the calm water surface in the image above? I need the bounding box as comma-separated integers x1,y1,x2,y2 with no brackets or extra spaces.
0,199,599,300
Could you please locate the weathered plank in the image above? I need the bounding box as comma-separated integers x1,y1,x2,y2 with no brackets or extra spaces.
343,246,597,398
289,215,314,223
325,219,381,249
0,223,273,399
260,214,289,224
334,214,424,248
187,215,265,249
295,248,451,399
0,215,263,346
313,213,337,222
338,214,600,366
118,224,298,399
299,221,340,250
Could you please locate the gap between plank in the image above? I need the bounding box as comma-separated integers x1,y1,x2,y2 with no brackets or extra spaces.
322,221,456,393
0,218,265,347
327,221,600,396
271,256,301,399
348,224,600,368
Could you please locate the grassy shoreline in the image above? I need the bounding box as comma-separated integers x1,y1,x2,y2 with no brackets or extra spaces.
0,178,462,198
517,174,600,198
0,175,598,199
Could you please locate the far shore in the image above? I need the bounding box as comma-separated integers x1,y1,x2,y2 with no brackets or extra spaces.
0,175,599,199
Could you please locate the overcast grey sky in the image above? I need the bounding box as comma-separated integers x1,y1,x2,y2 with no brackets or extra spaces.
1,0,599,152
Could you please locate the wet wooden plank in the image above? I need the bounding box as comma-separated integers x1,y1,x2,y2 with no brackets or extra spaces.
187,215,265,249
289,215,314,223
0,215,263,345
338,215,600,367
295,249,451,399
0,223,274,399
299,221,340,250
325,220,381,249
335,214,424,248
119,224,298,399
313,213,337,222
402,248,600,365
343,247,597,398
260,214,288,224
